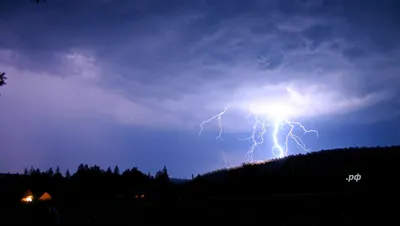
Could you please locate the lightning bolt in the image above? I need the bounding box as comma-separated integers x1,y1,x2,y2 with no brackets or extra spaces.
199,107,319,163
222,151,228,169
199,107,228,139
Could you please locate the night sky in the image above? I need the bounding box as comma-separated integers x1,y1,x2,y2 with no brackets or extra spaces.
0,0,399,178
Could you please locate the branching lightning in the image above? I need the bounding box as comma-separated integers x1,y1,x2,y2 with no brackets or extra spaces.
199,107,228,139
198,103,319,163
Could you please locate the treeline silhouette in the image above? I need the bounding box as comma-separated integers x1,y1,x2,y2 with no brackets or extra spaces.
2,164,173,203
1,164,175,224
1,146,400,224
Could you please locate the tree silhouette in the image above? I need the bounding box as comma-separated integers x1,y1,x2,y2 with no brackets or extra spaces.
106,167,112,175
55,166,62,178
24,168,29,175
65,169,71,178
0,72,6,86
155,166,169,182
46,167,54,177
76,164,85,175
29,166,35,175
0,72,6,96
113,165,120,176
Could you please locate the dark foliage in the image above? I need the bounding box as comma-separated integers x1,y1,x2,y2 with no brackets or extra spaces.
0,72,6,96
0,146,400,225
0,72,6,86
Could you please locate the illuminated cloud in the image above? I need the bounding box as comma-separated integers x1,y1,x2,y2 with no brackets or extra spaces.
0,0,399,175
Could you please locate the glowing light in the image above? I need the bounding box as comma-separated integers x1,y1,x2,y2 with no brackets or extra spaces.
21,195,33,203
199,89,319,163
249,102,293,121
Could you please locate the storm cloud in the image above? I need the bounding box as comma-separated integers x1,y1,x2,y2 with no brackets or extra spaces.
0,0,399,176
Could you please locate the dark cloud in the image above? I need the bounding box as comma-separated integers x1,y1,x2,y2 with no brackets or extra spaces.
302,25,334,50
342,47,368,60
0,0,399,175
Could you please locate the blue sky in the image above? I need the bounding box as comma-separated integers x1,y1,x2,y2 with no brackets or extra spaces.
0,0,399,178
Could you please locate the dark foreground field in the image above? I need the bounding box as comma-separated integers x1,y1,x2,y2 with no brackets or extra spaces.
3,191,398,225
1,146,400,225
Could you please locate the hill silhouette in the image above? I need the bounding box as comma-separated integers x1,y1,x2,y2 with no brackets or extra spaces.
0,146,399,224
188,146,400,197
